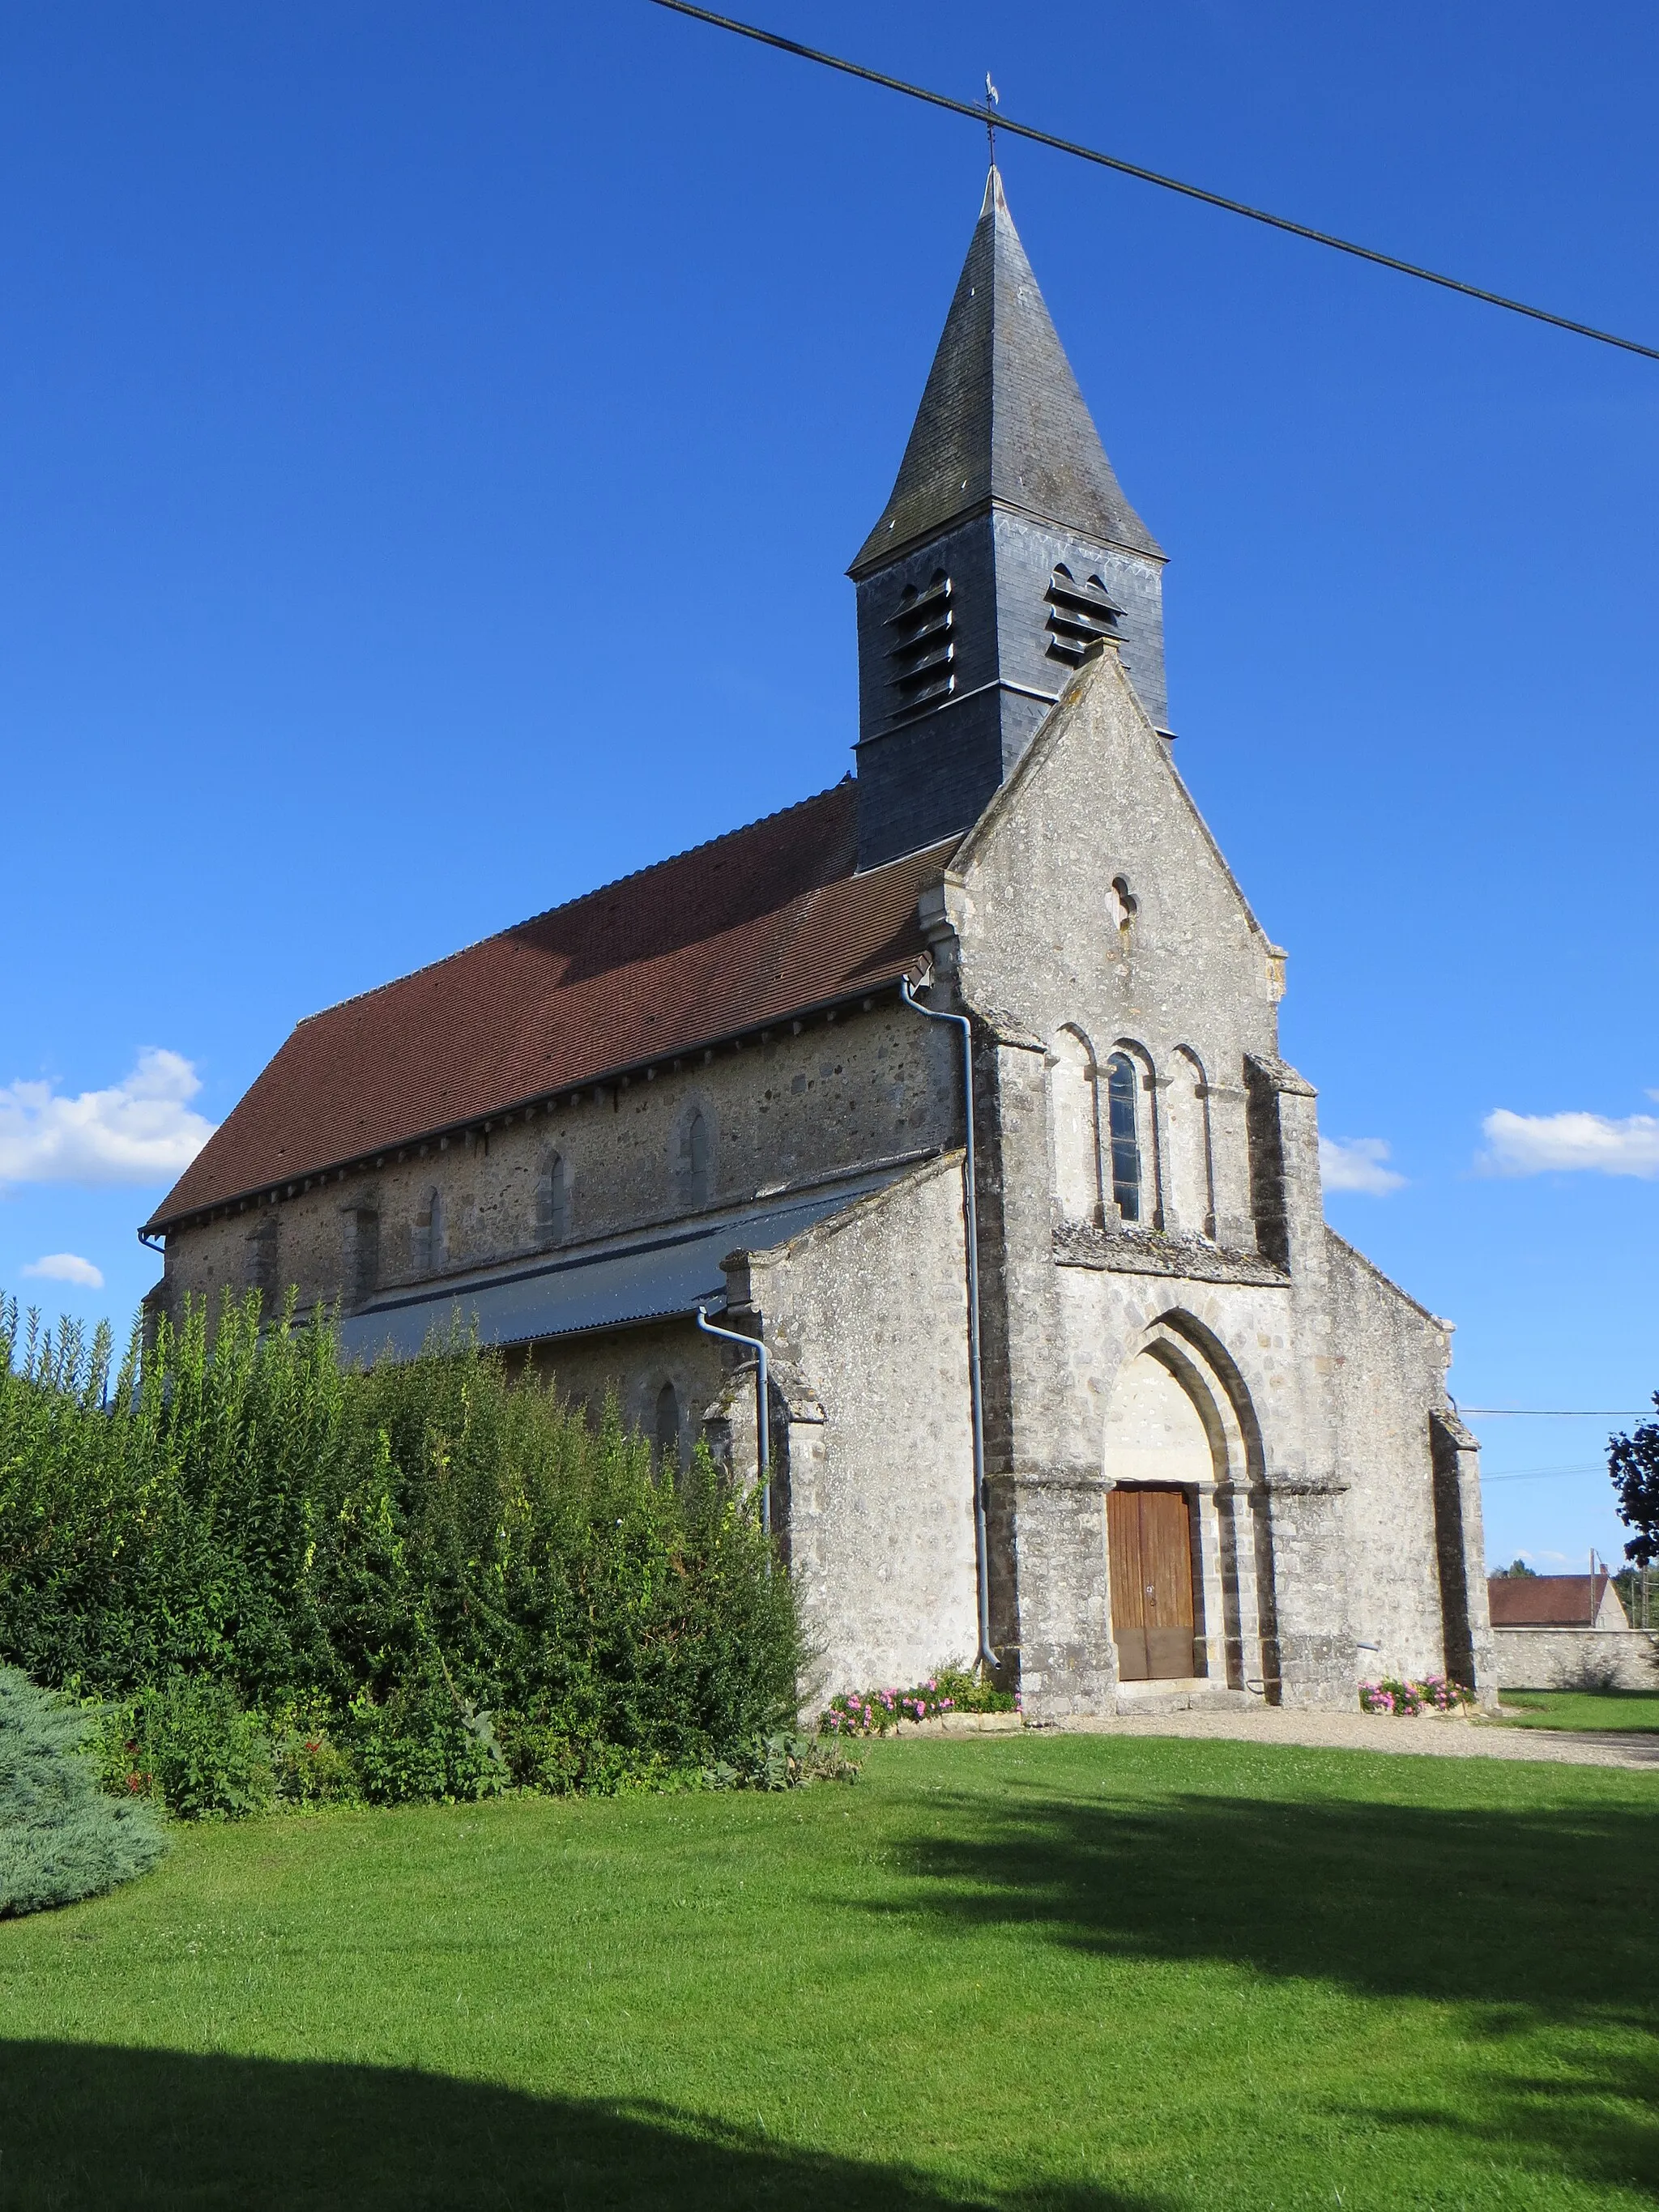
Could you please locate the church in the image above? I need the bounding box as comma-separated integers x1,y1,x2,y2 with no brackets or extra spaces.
143,169,1496,1719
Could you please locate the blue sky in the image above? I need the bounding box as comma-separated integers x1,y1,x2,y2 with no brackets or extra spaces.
2,2,1655,1571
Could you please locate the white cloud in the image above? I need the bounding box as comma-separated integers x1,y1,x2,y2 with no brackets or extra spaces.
1320,1136,1405,1195
0,1050,216,1187
20,1252,105,1289
1479,1106,1659,1179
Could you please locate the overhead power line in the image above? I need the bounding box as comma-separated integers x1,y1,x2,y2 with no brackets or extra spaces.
646,0,1659,366
1461,1408,1653,1417
1482,1472,1601,1484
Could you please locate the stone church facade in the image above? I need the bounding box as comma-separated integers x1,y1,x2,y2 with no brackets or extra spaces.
143,170,1496,1718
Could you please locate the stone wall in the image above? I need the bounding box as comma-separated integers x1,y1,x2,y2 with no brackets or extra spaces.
158,999,960,1326
1320,1234,1482,1686
1494,1629,1659,1692
519,1318,725,1471
727,1155,979,1698
948,651,1283,1149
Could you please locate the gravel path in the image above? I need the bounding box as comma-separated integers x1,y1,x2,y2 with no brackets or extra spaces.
1042,1707,1659,1770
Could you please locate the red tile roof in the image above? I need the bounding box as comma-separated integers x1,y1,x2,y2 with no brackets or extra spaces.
148,783,953,1230
1486,1573,1610,1628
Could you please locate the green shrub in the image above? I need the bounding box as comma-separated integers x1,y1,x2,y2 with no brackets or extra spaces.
271,1727,359,1807
100,1678,275,1820
0,1667,166,1916
0,1295,804,1806
339,1654,508,1805
702,1732,860,1790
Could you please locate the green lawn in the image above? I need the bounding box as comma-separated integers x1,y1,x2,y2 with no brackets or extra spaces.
1,1736,1655,2210
1499,1687,1659,1733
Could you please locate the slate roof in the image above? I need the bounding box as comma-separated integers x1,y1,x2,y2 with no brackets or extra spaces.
147,783,954,1231
1486,1573,1612,1628
850,167,1162,574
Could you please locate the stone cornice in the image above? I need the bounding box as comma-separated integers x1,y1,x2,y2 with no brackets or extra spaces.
988,1463,1111,1493
1054,1224,1290,1288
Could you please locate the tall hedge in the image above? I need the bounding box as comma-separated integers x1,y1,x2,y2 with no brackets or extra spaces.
0,1296,802,1800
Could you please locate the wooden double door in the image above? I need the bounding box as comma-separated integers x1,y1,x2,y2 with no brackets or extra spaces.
1108,1485,1196,1681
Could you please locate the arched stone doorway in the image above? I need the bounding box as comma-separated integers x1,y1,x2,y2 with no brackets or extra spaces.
1102,1323,1272,1692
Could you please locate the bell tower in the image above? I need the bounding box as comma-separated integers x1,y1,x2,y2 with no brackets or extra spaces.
850,168,1170,868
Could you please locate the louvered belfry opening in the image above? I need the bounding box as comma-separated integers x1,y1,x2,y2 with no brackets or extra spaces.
1045,564,1124,665
887,570,954,718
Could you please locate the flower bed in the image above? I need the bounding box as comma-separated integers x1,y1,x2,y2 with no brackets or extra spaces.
1359,1674,1474,1716
819,1666,1017,1737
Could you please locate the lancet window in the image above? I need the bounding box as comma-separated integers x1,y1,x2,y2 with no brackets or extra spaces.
681,1109,712,1208
344,1205,380,1307
1106,1054,1143,1223
414,1187,446,1276
535,1151,571,1247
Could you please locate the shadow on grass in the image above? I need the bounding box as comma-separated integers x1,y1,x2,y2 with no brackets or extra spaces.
1502,1686,1659,1735
891,1783,1659,2197
0,2040,1149,2212
1375,2044,1659,2204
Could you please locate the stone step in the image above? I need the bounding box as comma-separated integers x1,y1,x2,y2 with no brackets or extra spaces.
1114,1681,1261,1716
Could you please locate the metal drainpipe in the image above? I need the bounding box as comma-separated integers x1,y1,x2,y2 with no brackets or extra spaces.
901,974,997,1673
697,1304,770,1541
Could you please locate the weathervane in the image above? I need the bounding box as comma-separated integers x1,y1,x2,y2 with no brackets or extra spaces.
984,71,999,167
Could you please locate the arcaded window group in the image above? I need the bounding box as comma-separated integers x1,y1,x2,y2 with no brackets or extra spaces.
1051,1029,1215,1238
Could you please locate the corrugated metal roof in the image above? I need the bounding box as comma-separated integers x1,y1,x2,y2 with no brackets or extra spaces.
338,1166,916,1365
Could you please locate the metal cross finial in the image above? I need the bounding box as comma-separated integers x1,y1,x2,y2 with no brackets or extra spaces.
984,71,999,168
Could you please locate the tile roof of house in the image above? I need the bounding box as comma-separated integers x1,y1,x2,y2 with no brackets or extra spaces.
147,782,954,1231
1486,1572,1610,1628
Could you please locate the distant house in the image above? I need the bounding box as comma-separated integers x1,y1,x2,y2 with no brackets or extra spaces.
1486,1573,1628,1632
1486,1571,1657,1691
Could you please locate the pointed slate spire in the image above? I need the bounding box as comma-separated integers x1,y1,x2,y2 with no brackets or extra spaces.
850,169,1170,870
851,168,1161,576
